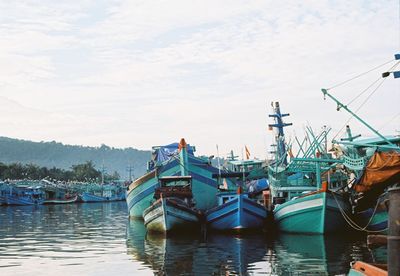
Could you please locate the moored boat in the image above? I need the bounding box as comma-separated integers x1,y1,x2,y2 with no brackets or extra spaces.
80,183,126,202
268,102,350,234
43,195,78,204
273,184,349,234
5,185,45,205
206,186,267,232
143,176,200,233
127,139,220,218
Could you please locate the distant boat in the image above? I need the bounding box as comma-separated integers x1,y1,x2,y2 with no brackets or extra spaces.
143,175,201,233
126,139,220,219
43,195,78,204
41,180,79,204
80,183,126,202
0,182,8,205
4,185,45,205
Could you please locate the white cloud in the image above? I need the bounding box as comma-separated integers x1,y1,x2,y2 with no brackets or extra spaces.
0,0,399,158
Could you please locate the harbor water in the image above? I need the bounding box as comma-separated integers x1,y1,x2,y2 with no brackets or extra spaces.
0,202,386,275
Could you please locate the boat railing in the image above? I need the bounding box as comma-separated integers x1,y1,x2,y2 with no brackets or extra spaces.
342,155,369,171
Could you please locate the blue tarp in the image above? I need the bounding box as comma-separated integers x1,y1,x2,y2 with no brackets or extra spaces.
154,143,195,164
246,178,269,194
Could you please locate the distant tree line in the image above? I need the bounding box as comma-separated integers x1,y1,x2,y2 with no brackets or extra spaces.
0,136,151,179
0,161,120,182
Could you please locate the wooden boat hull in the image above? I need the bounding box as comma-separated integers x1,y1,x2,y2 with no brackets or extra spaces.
206,194,267,231
273,191,349,234
127,157,219,218
143,198,200,233
5,195,44,205
43,195,78,204
80,192,124,202
356,195,388,233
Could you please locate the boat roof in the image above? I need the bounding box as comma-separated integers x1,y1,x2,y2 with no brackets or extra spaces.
158,176,192,180
351,135,400,145
229,159,264,166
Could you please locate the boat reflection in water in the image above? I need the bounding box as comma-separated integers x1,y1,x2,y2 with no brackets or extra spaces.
126,219,381,275
126,219,270,275
274,233,354,275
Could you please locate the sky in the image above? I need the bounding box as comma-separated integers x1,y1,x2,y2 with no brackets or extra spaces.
0,0,399,159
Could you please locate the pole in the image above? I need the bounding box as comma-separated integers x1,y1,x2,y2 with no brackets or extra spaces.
388,186,400,276
321,89,395,146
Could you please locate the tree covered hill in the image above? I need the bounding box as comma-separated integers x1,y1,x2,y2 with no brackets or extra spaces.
0,137,150,180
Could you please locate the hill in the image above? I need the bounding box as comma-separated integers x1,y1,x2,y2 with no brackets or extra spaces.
0,137,150,180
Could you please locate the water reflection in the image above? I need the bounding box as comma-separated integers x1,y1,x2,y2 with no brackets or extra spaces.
0,202,134,274
126,218,383,275
126,219,271,275
0,203,384,275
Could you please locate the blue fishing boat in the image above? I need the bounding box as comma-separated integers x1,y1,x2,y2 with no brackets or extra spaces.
127,139,220,218
206,187,267,232
143,176,200,233
0,182,8,205
268,102,350,234
205,158,268,232
5,184,45,205
80,183,126,202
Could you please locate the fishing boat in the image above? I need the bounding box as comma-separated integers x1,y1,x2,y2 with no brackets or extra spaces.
5,184,45,205
80,183,126,202
0,182,8,205
127,138,220,218
205,168,268,232
43,194,78,204
41,180,79,204
268,102,350,234
143,175,200,233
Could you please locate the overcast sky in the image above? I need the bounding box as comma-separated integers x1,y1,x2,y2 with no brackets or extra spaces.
0,0,399,159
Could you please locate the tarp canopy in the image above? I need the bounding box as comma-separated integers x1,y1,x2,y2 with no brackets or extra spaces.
246,178,269,194
153,143,195,164
355,151,400,192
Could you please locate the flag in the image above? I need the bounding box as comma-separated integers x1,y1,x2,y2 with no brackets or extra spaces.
245,145,250,160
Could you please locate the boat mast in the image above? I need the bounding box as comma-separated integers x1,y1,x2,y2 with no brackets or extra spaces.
268,102,292,165
321,88,395,146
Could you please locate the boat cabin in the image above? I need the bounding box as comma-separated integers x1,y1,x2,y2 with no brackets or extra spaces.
154,176,193,200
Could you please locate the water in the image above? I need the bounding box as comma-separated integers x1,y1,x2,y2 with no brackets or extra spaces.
0,202,385,275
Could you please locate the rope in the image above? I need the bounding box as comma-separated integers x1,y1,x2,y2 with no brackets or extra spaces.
326,59,395,90
331,191,387,233
331,61,400,141
377,111,400,132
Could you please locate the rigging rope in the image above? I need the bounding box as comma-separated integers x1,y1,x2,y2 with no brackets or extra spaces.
331,60,400,141
326,59,394,90
331,191,387,233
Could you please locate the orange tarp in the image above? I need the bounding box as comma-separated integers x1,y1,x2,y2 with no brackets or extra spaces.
355,151,400,192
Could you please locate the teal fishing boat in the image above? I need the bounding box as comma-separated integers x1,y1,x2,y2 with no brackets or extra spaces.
268,102,350,234
126,139,220,218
